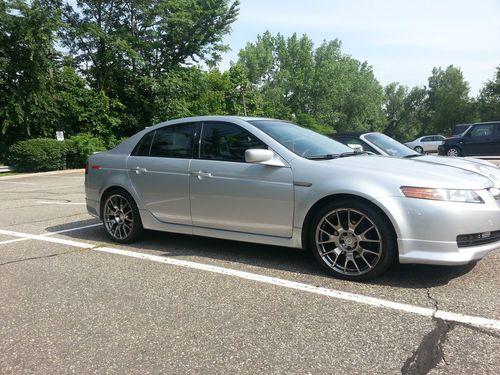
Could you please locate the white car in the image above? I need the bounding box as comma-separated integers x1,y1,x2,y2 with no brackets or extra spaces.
405,135,445,153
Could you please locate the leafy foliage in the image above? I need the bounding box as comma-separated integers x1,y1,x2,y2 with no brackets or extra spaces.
238,33,385,133
477,66,500,121
8,138,67,171
425,66,475,134
65,133,106,168
1,1,498,165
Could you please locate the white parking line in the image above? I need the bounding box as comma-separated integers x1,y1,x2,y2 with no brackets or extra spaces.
1,226,499,331
0,223,101,245
37,201,86,205
0,181,36,185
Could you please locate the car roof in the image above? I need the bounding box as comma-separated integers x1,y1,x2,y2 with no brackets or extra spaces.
470,121,500,125
329,132,365,138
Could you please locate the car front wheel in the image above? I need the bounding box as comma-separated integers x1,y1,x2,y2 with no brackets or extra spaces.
309,200,396,281
414,146,424,154
447,147,461,157
102,189,143,243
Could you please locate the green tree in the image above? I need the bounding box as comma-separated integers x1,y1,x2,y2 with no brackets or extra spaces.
383,83,428,141
62,0,239,134
477,66,500,121
425,66,474,135
0,0,61,145
312,40,384,132
237,33,384,132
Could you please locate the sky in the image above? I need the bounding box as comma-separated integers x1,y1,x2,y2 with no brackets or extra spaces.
219,0,500,96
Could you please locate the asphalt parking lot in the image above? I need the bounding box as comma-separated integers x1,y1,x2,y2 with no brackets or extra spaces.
0,170,499,374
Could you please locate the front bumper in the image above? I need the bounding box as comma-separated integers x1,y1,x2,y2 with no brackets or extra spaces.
437,145,446,155
397,238,499,265
376,193,500,265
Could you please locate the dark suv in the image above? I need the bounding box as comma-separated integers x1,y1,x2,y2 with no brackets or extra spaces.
438,121,500,156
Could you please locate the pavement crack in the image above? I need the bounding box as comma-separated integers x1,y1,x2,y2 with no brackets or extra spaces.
401,289,455,375
426,288,439,315
0,249,84,266
401,318,455,375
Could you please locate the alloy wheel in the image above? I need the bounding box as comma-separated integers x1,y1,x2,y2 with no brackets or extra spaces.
315,208,383,276
103,194,135,240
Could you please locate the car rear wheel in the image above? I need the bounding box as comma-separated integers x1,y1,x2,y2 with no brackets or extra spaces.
102,189,143,243
414,146,424,154
309,199,396,281
447,147,461,157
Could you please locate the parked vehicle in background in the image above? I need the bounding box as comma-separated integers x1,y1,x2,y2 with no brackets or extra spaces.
404,135,445,153
330,132,500,185
438,121,500,157
85,116,500,281
452,123,471,136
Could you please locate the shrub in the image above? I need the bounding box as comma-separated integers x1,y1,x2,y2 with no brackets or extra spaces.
65,133,106,168
8,138,67,172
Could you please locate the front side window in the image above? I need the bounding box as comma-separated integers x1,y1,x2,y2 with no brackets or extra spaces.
200,122,267,162
150,123,195,158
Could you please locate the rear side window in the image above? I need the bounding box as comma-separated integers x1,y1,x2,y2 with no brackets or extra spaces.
150,123,195,158
200,122,267,162
132,131,155,156
470,124,494,137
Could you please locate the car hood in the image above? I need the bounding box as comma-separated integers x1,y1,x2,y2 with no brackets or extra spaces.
318,155,493,190
414,155,500,187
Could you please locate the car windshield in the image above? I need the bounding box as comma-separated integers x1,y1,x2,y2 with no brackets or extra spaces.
249,120,354,158
364,133,419,158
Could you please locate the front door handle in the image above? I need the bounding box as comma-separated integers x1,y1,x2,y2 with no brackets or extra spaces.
192,170,213,179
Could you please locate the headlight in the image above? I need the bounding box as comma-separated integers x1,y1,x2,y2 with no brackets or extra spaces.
401,186,484,203
490,188,500,201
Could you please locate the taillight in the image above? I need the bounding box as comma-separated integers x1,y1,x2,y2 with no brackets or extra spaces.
84,162,88,174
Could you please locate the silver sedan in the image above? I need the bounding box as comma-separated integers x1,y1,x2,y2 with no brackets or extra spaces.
85,116,500,280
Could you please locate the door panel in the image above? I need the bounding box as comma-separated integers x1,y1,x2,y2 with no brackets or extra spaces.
462,124,496,156
189,159,294,237
127,156,192,225
126,122,196,225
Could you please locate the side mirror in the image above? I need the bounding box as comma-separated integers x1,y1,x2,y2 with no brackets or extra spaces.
348,144,363,152
245,149,285,167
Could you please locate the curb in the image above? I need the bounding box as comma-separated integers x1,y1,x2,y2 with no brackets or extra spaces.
0,168,84,180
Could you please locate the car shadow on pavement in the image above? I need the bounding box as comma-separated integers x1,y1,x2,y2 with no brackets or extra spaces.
46,219,478,288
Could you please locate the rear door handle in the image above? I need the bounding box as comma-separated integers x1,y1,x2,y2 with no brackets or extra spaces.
133,166,148,174
192,170,212,179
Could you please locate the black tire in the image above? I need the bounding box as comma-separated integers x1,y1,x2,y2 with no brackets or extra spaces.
447,147,461,157
308,199,397,281
414,146,424,154
101,189,143,243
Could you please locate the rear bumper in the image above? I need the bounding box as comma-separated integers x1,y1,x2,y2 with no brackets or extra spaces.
86,198,100,219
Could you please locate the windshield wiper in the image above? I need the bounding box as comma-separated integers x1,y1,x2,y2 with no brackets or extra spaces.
306,151,367,160
306,154,338,160
403,154,422,158
338,151,367,158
